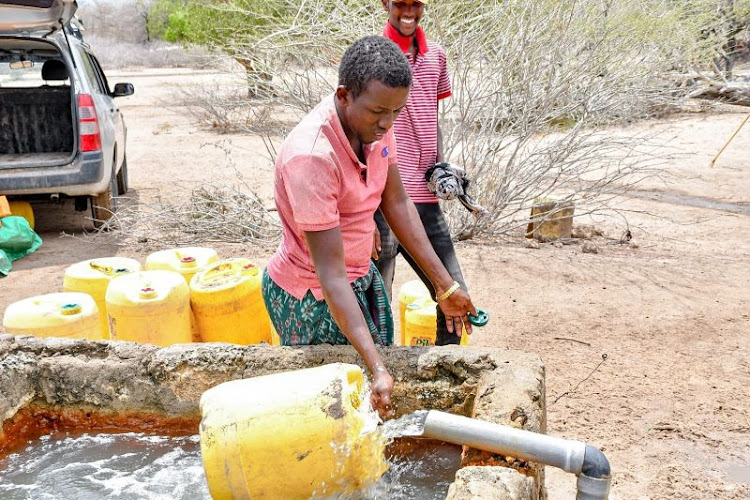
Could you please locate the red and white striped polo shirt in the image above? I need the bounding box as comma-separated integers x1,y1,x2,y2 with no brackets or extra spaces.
383,23,451,203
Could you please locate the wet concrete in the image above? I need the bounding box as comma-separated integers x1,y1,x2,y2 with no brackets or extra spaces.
0,335,547,499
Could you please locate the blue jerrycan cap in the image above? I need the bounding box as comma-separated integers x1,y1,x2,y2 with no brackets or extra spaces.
468,308,489,327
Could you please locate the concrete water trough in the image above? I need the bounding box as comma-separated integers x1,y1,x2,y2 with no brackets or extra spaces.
0,334,546,499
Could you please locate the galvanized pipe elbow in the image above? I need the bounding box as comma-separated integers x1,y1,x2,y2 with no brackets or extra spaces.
420,411,611,500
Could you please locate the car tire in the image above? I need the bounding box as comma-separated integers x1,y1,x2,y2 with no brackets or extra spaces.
116,155,129,195
91,161,120,229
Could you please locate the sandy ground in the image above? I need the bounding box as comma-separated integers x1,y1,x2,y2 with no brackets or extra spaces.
1,69,749,499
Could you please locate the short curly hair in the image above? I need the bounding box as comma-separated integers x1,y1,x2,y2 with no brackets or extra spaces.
339,35,412,98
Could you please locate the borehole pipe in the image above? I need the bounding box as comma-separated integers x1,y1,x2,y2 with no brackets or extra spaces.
421,410,611,500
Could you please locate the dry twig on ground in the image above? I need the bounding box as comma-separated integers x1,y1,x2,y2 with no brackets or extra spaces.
100,183,281,248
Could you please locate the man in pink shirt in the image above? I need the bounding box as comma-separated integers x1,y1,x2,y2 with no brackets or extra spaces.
263,36,477,417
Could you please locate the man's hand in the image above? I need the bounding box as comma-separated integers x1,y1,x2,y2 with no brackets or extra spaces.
371,225,382,260
437,288,477,337
370,369,394,418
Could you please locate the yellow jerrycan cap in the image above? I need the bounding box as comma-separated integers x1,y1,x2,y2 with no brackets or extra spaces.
138,287,158,299
176,251,198,268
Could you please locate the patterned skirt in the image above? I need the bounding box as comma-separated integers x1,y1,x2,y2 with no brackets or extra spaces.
261,262,394,346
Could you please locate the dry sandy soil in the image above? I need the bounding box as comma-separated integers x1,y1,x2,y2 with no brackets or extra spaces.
1,69,749,499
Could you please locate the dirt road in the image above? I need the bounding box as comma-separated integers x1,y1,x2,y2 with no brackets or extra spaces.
1,69,749,499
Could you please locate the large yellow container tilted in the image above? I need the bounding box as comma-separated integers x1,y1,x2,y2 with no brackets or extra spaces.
199,363,387,499
189,258,272,345
404,299,470,346
2,292,99,340
8,200,35,229
105,270,191,347
144,247,219,284
63,257,142,339
397,279,431,345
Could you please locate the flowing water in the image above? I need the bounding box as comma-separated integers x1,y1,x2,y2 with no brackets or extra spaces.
0,432,208,500
0,414,460,500
380,410,428,439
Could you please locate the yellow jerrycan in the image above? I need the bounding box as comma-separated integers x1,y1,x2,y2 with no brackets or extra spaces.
105,270,191,347
7,200,35,229
270,322,281,346
145,247,219,284
397,279,431,345
199,363,387,500
189,258,272,345
63,257,142,339
145,247,218,342
2,292,99,340
404,299,470,346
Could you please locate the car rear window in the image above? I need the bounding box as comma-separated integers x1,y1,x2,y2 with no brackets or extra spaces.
0,60,68,88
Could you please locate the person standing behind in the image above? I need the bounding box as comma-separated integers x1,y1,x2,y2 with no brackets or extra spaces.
375,0,469,346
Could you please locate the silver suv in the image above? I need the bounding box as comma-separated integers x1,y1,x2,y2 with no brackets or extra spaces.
0,0,133,227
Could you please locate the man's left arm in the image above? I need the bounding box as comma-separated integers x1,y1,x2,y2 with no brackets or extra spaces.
379,162,476,335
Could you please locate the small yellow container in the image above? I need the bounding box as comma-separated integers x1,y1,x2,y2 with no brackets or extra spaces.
404,299,470,346
146,248,218,342
145,247,219,284
527,196,575,241
0,196,9,217
270,323,281,346
189,258,272,345
199,363,387,500
63,257,142,339
2,292,99,340
397,280,431,345
7,201,35,229
105,270,191,347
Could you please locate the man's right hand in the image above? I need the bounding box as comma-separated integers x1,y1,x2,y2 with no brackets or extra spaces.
370,369,394,418
438,288,477,337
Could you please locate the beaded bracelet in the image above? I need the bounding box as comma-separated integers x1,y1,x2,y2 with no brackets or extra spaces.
436,281,460,302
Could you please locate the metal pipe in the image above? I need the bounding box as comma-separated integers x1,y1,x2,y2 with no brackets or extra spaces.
421,411,611,500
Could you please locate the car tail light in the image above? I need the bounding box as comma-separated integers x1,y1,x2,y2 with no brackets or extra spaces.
77,93,101,152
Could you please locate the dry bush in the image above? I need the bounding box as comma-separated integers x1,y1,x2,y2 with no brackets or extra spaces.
77,0,149,43
103,182,281,248
101,142,281,247
430,0,698,238
176,76,294,135
77,0,221,70
162,0,727,241
86,35,219,70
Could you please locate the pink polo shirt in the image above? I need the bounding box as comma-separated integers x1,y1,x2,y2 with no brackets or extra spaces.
267,94,398,300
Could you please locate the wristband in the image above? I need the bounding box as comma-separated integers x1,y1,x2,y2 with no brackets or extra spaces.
436,281,460,302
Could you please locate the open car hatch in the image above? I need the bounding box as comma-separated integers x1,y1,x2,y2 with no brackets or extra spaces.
0,0,77,36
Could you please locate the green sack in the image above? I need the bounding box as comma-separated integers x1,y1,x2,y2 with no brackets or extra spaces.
0,216,43,277
0,248,11,277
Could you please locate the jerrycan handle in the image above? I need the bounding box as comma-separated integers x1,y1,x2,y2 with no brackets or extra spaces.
197,262,235,285
89,261,115,276
89,261,130,277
